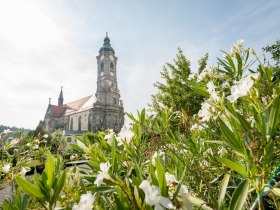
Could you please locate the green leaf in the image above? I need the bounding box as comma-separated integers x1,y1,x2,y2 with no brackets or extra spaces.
52,170,66,202
140,109,146,125
230,180,249,210
235,53,243,78
218,174,230,209
187,195,213,210
219,119,245,156
149,161,158,186
45,151,54,188
223,52,236,73
172,166,187,202
127,112,137,122
216,157,248,177
2,200,13,210
267,96,280,137
90,186,116,193
111,135,117,173
69,143,84,152
155,159,167,197
188,81,209,97
21,193,29,210
15,176,45,199
235,112,253,138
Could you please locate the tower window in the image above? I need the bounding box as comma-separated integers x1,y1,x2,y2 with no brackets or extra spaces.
110,62,114,70
101,62,104,71
114,98,117,104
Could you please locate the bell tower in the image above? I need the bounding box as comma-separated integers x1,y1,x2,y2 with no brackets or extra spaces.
90,33,124,132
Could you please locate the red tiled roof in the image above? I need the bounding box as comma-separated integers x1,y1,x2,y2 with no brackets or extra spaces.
50,105,67,117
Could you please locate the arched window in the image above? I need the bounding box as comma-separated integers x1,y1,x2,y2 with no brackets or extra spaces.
88,114,92,131
78,116,82,131
70,118,73,130
110,62,114,71
101,62,104,71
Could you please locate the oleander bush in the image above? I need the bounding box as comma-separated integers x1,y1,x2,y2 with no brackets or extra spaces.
1,40,279,209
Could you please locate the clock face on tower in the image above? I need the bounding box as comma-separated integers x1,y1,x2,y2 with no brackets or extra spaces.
109,55,114,61
100,55,104,60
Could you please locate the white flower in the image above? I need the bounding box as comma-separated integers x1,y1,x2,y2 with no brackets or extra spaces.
221,81,229,89
206,81,220,101
227,73,259,102
197,71,207,82
190,123,204,131
2,164,11,173
72,192,95,210
34,139,40,144
104,130,115,146
188,73,196,80
70,155,76,161
198,100,214,122
3,129,12,134
178,185,192,210
218,146,227,156
231,39,244,55
116,126,134,146
43,134,48,139
20,167,28,177
197,66,216,82
33,144,39,150
76,140,87,151
201,160,210,167
94,162,111,187
139,180,175,210
26,143,30,147
179,148,188,155
165,172,178,187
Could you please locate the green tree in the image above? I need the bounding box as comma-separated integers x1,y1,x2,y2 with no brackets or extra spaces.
151,48,207,116
263,40,280,67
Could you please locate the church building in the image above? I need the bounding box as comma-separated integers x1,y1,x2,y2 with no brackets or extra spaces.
43,34,124,133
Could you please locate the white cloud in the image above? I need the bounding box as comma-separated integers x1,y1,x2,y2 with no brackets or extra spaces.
0,0,96,128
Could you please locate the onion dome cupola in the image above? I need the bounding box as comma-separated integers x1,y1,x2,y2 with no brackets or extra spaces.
99,32,115,54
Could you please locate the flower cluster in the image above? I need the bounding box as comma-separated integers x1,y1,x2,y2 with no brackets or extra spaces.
105,126,134,146
227,73,259,102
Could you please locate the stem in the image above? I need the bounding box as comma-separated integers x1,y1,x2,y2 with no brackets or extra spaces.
250,181,280,210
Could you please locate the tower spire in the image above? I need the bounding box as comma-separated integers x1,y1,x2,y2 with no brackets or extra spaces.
58,86,64,106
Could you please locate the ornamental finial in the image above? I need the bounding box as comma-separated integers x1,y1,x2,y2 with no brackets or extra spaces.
106,32,108,37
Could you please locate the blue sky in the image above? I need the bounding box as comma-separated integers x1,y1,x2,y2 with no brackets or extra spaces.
0,0,279,129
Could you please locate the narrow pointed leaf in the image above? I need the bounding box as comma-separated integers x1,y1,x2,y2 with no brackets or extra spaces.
15,176,45,199
155,159,167,197
218,174,230,209
52,170,66,202
230,180,249,210
216,157,248,177
45,151,54,188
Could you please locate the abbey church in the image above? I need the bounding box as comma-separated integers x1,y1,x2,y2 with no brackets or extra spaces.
43,34,124,133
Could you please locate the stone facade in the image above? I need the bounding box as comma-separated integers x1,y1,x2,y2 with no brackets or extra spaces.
43,34,124,133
